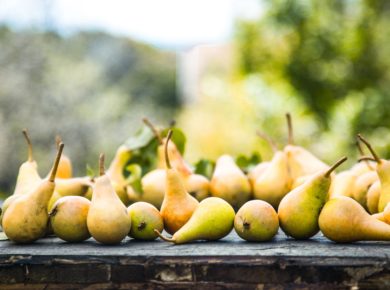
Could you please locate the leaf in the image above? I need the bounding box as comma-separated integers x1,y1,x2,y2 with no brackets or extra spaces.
86,164,95,178
124,124,155,150
0,232,8,241
125,164,143,193
236,152,261,173
194,159,215,179
161,127,186,154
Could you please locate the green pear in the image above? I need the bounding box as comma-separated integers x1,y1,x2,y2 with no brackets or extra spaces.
128,201,164,240
2,143,64,243
278,157,347,239
319,196,390,242
156,197,235,244
49,196,91,242
210,155,251,209
87,154,131,244
234,200,279,242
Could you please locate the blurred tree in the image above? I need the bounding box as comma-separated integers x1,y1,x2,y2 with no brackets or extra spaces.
236,0,390,132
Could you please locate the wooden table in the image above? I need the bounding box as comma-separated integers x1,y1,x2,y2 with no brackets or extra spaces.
0,231,389,289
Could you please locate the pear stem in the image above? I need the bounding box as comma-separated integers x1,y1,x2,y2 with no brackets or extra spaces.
55,135,62,149
256,131,278,153
142,118,163,145
286,113,294,145
154,229,175,243
356,140,374,170
357,134,381,163
324,156,347,177
99,153,105,176
49,143,64,182
22,129,33,162
164,130,173,169
358,156,377,163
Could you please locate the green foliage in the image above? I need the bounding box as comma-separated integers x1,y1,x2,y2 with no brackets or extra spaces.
236,152,262,174
194,159,215,179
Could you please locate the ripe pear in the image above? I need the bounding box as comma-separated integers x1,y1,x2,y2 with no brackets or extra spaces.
87,154,131,244
155,197,235,244
54,135,72,179
160,130,199,235
284,113,330,182
357,134,390,212
351,171,378,209
328,171,357,199
248,162,270,187
127,202,164,240
106,145,132,206
372,203,390,224
278,157,347,239
210,155,251,209
2,143,64,243
367,181,381,214
49,196,91,242
137,169,165,208
319,196,390,242
234,200,279,242
185,173,210,201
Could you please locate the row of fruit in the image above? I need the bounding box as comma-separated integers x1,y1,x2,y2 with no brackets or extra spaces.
1,113,390,244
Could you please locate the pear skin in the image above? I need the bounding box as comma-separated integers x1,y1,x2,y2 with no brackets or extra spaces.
319,196,390,242
3,143,64,243
234,200,279,242
156,197,235,244
352,171,378,209
210,155,252,210
184,174,210,201
328,171,357,199
87,154,131,244
54,136,72,178
367,181,381,214
139,169,166,208
248,162,270,188
49,196,91,242
160,130,199,235
128,202,164,240
253,151,291,209
372,203,390,224
278,157,347,239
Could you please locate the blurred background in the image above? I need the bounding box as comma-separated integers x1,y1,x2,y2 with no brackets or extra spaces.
0,0,390,196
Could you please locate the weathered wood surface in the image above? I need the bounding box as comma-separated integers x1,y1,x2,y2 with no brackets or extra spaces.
0,231,389,289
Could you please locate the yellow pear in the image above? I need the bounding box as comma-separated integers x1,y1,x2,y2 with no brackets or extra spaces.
160,130,199,235
2,143,64,243
366,181,381,214
284,113,330,182
155,197,235,244
351,170,378,208
328,171,357,199
87,154,131,244
49,196,91,242
248,162,270,188
278,157,347,239
319,196,390,242
184,174,210,201
54,135,72,179
372,203,390,224
210,155,251,210
357,134,390,212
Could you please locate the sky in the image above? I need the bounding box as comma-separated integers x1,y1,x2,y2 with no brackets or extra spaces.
0,0,262,48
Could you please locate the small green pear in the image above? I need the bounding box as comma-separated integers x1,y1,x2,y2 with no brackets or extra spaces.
128,202,164,240
278,157,347,239
234,200,279,242
155,197,235,244
49,196,91,242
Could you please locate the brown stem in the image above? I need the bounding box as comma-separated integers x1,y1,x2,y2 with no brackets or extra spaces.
357,134,381,163
154,229,175,243
55,135,62,149
142,118,163,145
286,113,294,145
256,130,278,153
164,130,173,169
22,129,33,162
99,153,105,176
49,143,64,182
324,156,347,178
358,156,377,163
356,140,374,170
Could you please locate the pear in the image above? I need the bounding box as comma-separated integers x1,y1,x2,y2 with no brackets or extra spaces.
54,135,72,179
357,134,390,212
155,197,235,244
106,145,132,206
248,162,270,187
319,196,390,242
185,174,210,201
367,181,381,214
234,200,279,242
328,171,357,199
2,143,64,243
278,157,347,239
160,130,199,235
351,171,378,209
138,169,166,208
284,113,330,182
87,154,131,244
372,203,390,224
49,196,91,242
127,202,164,240
210,155,251,209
